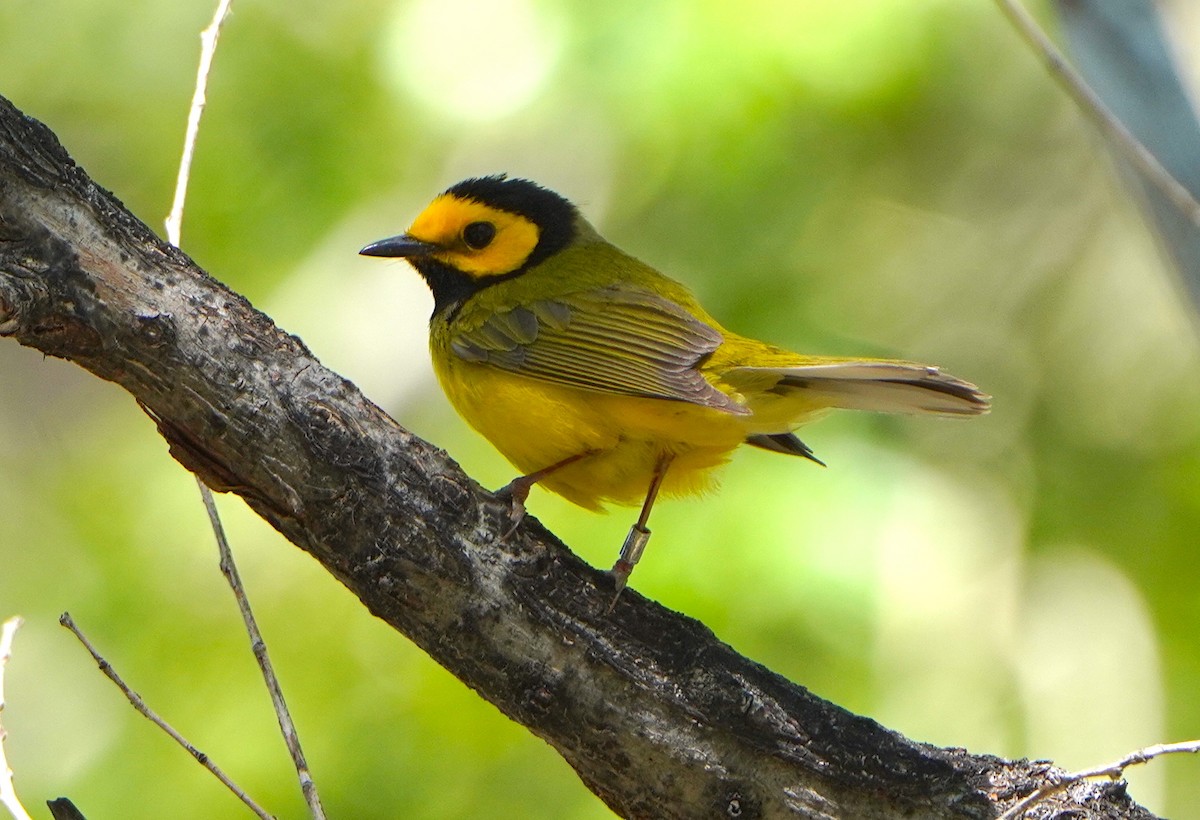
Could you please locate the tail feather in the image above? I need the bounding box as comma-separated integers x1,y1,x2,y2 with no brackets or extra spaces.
745,432,826,465
728,361,990,417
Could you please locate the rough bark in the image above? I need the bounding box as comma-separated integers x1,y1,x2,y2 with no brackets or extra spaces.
0,94,1159,819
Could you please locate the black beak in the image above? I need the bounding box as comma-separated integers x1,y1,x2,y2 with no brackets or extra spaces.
359,234,440,258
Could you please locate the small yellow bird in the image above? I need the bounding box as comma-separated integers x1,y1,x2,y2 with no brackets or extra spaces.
361,176,988,596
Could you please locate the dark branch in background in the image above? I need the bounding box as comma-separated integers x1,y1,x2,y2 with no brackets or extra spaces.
0,94,1159,819
1050,0,1200,311
992,0,1200,238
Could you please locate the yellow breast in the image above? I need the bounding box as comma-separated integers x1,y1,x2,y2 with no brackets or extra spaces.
432,348,748,510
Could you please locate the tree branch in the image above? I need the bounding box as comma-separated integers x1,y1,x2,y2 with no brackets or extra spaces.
0,94,1160,819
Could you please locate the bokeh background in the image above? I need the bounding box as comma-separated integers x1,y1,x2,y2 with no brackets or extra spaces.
2,0,1199,817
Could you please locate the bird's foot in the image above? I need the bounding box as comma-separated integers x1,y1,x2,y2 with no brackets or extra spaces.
606,524,651,612
494,476,535,541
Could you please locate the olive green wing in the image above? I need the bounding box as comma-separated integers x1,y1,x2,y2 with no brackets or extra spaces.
449,285,748,415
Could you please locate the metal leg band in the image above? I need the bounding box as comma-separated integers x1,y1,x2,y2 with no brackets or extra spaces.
618,524,651,568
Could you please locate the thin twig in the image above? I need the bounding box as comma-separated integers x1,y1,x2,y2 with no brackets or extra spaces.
0,617,33,820
165,1,326,816
59,613,274,819
198,490,326,819
165,0,234,247
999,739,1200,819
993,0,1200,229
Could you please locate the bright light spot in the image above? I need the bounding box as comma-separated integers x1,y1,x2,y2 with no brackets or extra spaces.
873,468,1024,751
713,0,953,102
383,0,563,122
265,205,437,410
1016,550,1165,811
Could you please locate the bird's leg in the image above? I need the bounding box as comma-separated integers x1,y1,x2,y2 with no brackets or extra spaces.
496,449,598,539
608,452,675,609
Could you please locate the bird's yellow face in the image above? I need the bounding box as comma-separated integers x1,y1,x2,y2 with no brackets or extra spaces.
360,176,579,316
406,193,542,278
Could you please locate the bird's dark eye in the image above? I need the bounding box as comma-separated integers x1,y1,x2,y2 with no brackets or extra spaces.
462,221,496,250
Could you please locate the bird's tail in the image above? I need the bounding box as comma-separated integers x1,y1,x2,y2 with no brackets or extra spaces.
725,360,991,418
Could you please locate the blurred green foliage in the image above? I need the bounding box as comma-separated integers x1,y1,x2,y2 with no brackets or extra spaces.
2,0,1199,817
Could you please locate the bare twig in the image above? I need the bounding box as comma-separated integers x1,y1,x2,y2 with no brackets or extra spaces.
199,491,326,819
58,613,274,820
0,617,33,820
999,739,1200,819
164,0,233,247
993,0,1200,229
164,2,326,816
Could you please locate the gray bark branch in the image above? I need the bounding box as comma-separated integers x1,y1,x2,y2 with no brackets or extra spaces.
0,94,1158,820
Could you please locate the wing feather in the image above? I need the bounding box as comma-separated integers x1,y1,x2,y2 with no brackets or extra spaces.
452,285,747,414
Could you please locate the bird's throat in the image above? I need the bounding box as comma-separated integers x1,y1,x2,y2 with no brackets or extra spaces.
415,259,524,321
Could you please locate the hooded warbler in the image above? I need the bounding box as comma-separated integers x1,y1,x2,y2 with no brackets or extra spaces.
361,176,988,597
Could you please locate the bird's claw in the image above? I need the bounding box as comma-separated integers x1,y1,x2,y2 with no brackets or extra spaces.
605,562,631,614
494,478,533,541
